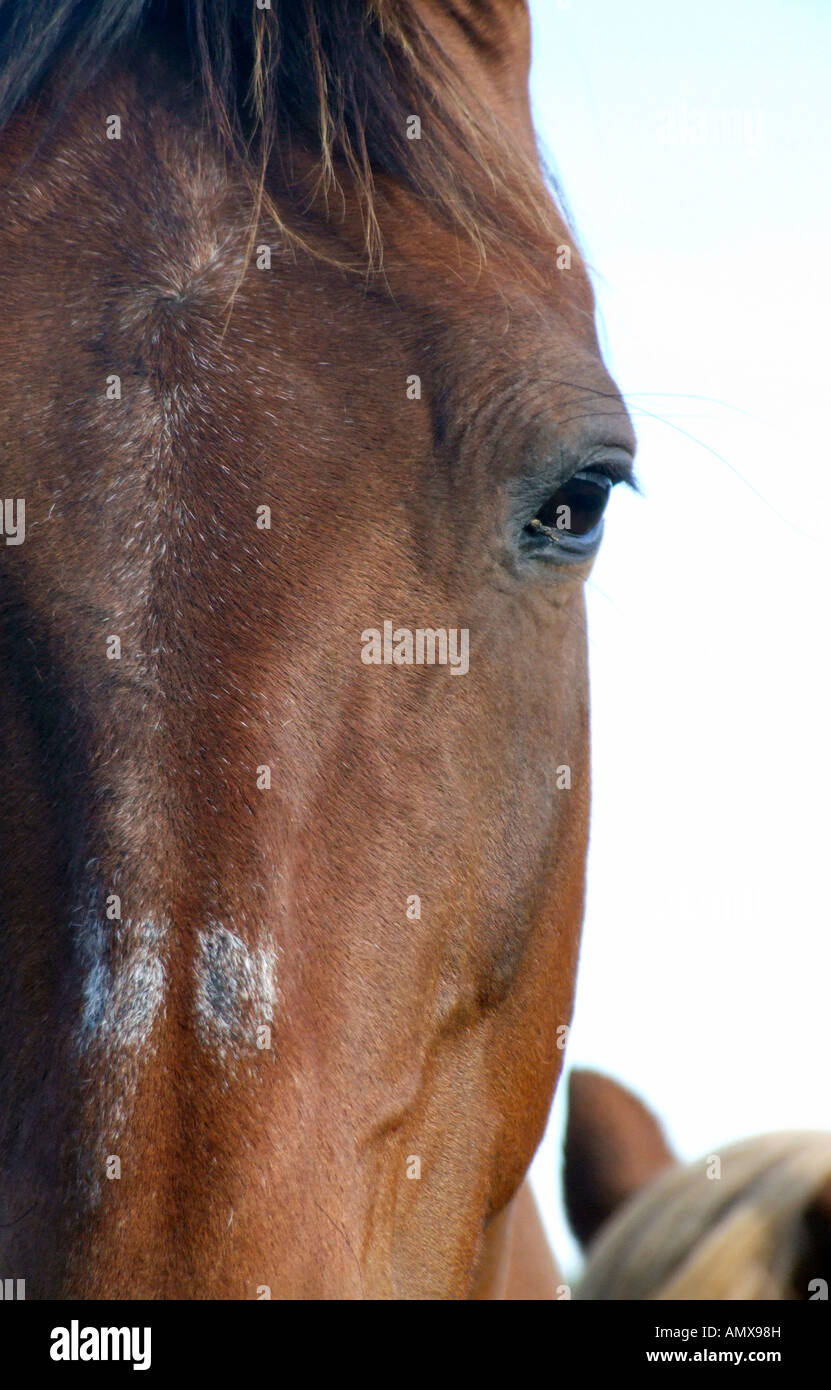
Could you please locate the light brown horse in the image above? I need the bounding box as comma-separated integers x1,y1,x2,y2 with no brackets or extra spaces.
565,1070,831,1300
0,0,634,1298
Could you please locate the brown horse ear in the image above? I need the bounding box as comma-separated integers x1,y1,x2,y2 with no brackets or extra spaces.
563,1069,677,1249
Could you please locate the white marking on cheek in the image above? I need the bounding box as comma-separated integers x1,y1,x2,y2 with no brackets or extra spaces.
194,922,279,1062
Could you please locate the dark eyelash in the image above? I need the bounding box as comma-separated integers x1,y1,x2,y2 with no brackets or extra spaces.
584,458,641,492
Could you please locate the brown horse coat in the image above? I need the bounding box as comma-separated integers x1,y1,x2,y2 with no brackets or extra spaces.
0,1,634,1297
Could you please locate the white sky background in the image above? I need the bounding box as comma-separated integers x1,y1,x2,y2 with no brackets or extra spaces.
526,0,831,1276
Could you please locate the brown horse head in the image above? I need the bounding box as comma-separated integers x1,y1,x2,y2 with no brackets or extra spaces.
0,1,634,1298
564,1070,831,1300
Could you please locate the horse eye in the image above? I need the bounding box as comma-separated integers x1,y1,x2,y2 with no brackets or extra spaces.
525,470,614,542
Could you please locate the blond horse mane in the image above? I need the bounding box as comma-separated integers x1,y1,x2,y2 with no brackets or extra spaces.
576,1131,831,1300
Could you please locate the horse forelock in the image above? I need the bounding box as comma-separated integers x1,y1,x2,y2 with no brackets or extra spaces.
0,0,571,272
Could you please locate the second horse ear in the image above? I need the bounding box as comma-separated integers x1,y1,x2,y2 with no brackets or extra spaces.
563,1069,677,1249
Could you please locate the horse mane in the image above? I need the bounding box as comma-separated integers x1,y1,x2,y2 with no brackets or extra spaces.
0,0,568,267
576,1132,831,1300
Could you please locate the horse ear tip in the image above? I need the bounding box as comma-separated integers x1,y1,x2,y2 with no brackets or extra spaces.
566,1067,616,1112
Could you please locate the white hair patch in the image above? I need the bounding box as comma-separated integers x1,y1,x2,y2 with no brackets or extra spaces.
76,911,167,1055
194,921,279,1063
